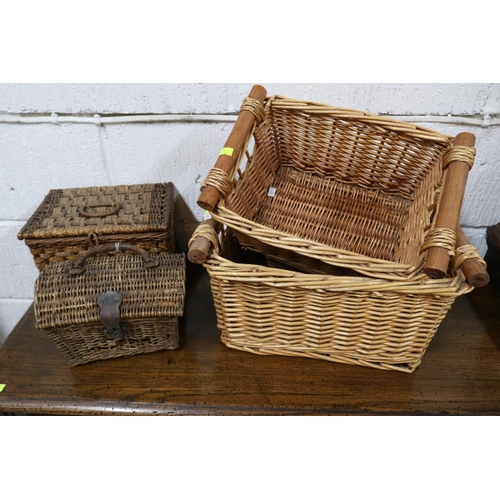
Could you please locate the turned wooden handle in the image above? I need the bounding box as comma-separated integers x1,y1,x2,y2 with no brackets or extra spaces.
197,84,267,212
456,226,489,288
187,218,220,264
424,132,476,278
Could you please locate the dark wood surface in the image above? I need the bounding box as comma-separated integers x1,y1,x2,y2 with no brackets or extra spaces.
1,261,499,416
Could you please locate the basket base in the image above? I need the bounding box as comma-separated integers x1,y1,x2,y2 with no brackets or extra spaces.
44,317,179,366
221,339,423,374
252,166,412,263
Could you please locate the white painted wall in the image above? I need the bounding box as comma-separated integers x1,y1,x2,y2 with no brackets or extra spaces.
1,83,499,343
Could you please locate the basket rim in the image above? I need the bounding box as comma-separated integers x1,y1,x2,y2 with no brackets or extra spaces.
267,94,454,144
19,224,173,240
205,253,471,296
200,229,471,297
212,206,426,281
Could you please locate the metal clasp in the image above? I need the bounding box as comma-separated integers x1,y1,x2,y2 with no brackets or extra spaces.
97,291,125,340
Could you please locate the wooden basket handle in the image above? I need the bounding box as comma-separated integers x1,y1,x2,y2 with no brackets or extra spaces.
424,132,476,278
197,84,267,212
187,218,220,264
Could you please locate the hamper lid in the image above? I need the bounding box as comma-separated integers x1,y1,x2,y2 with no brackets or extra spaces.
18,182,174,240
34,250,186,329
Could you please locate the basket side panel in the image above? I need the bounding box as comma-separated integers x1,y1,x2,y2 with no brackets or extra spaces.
150,182,176,251
211,274,456,372
226,112,281,222
392,164,444,265
35,253,186,329
45,317,179,366
268,99,450,198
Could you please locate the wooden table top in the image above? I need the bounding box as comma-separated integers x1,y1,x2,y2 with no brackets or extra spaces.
1,261,499,416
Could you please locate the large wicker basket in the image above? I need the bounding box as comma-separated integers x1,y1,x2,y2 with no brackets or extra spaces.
18,182,176,270
188,223,484,373
198,87,477,281
35,245,186,366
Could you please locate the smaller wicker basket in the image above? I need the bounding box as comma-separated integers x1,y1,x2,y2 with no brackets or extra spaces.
18,182,176,270
34,245,186,366
189,223,483,373
198,88,477,281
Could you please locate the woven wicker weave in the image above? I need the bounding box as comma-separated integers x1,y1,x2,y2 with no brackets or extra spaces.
189,224,474,373
35,251,186,366
18,182,176,270
201,95,476,280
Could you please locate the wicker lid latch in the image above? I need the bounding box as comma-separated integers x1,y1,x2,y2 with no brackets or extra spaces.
87,231,100,247
97,290,126,340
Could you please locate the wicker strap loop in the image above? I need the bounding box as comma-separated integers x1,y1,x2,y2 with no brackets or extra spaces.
443,146,476,170
240,96,265,125
188,223,220,255
87,231,100,247
79,202,122,218
451,244,487,276
200,168,234,199
420,228,457,256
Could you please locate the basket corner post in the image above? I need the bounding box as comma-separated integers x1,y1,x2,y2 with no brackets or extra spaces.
423,132,477,279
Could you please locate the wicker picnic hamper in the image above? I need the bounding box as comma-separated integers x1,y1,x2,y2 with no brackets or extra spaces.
34,244,186,366
18,182,176,270
188,222,486,373
198,85,477,281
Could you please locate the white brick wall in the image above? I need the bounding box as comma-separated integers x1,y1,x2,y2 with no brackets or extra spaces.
1,83,499,343
1,83,495,116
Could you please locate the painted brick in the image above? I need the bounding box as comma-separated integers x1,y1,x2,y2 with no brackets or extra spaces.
0,83,240,115
0,300,31,344
0,222,36,339
0,83,496,116
416,123,500,228
462,227,489,258
262,83,494,116
103,121,235,223
0,223,39,299
459,128,500,228
0,123,107,221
